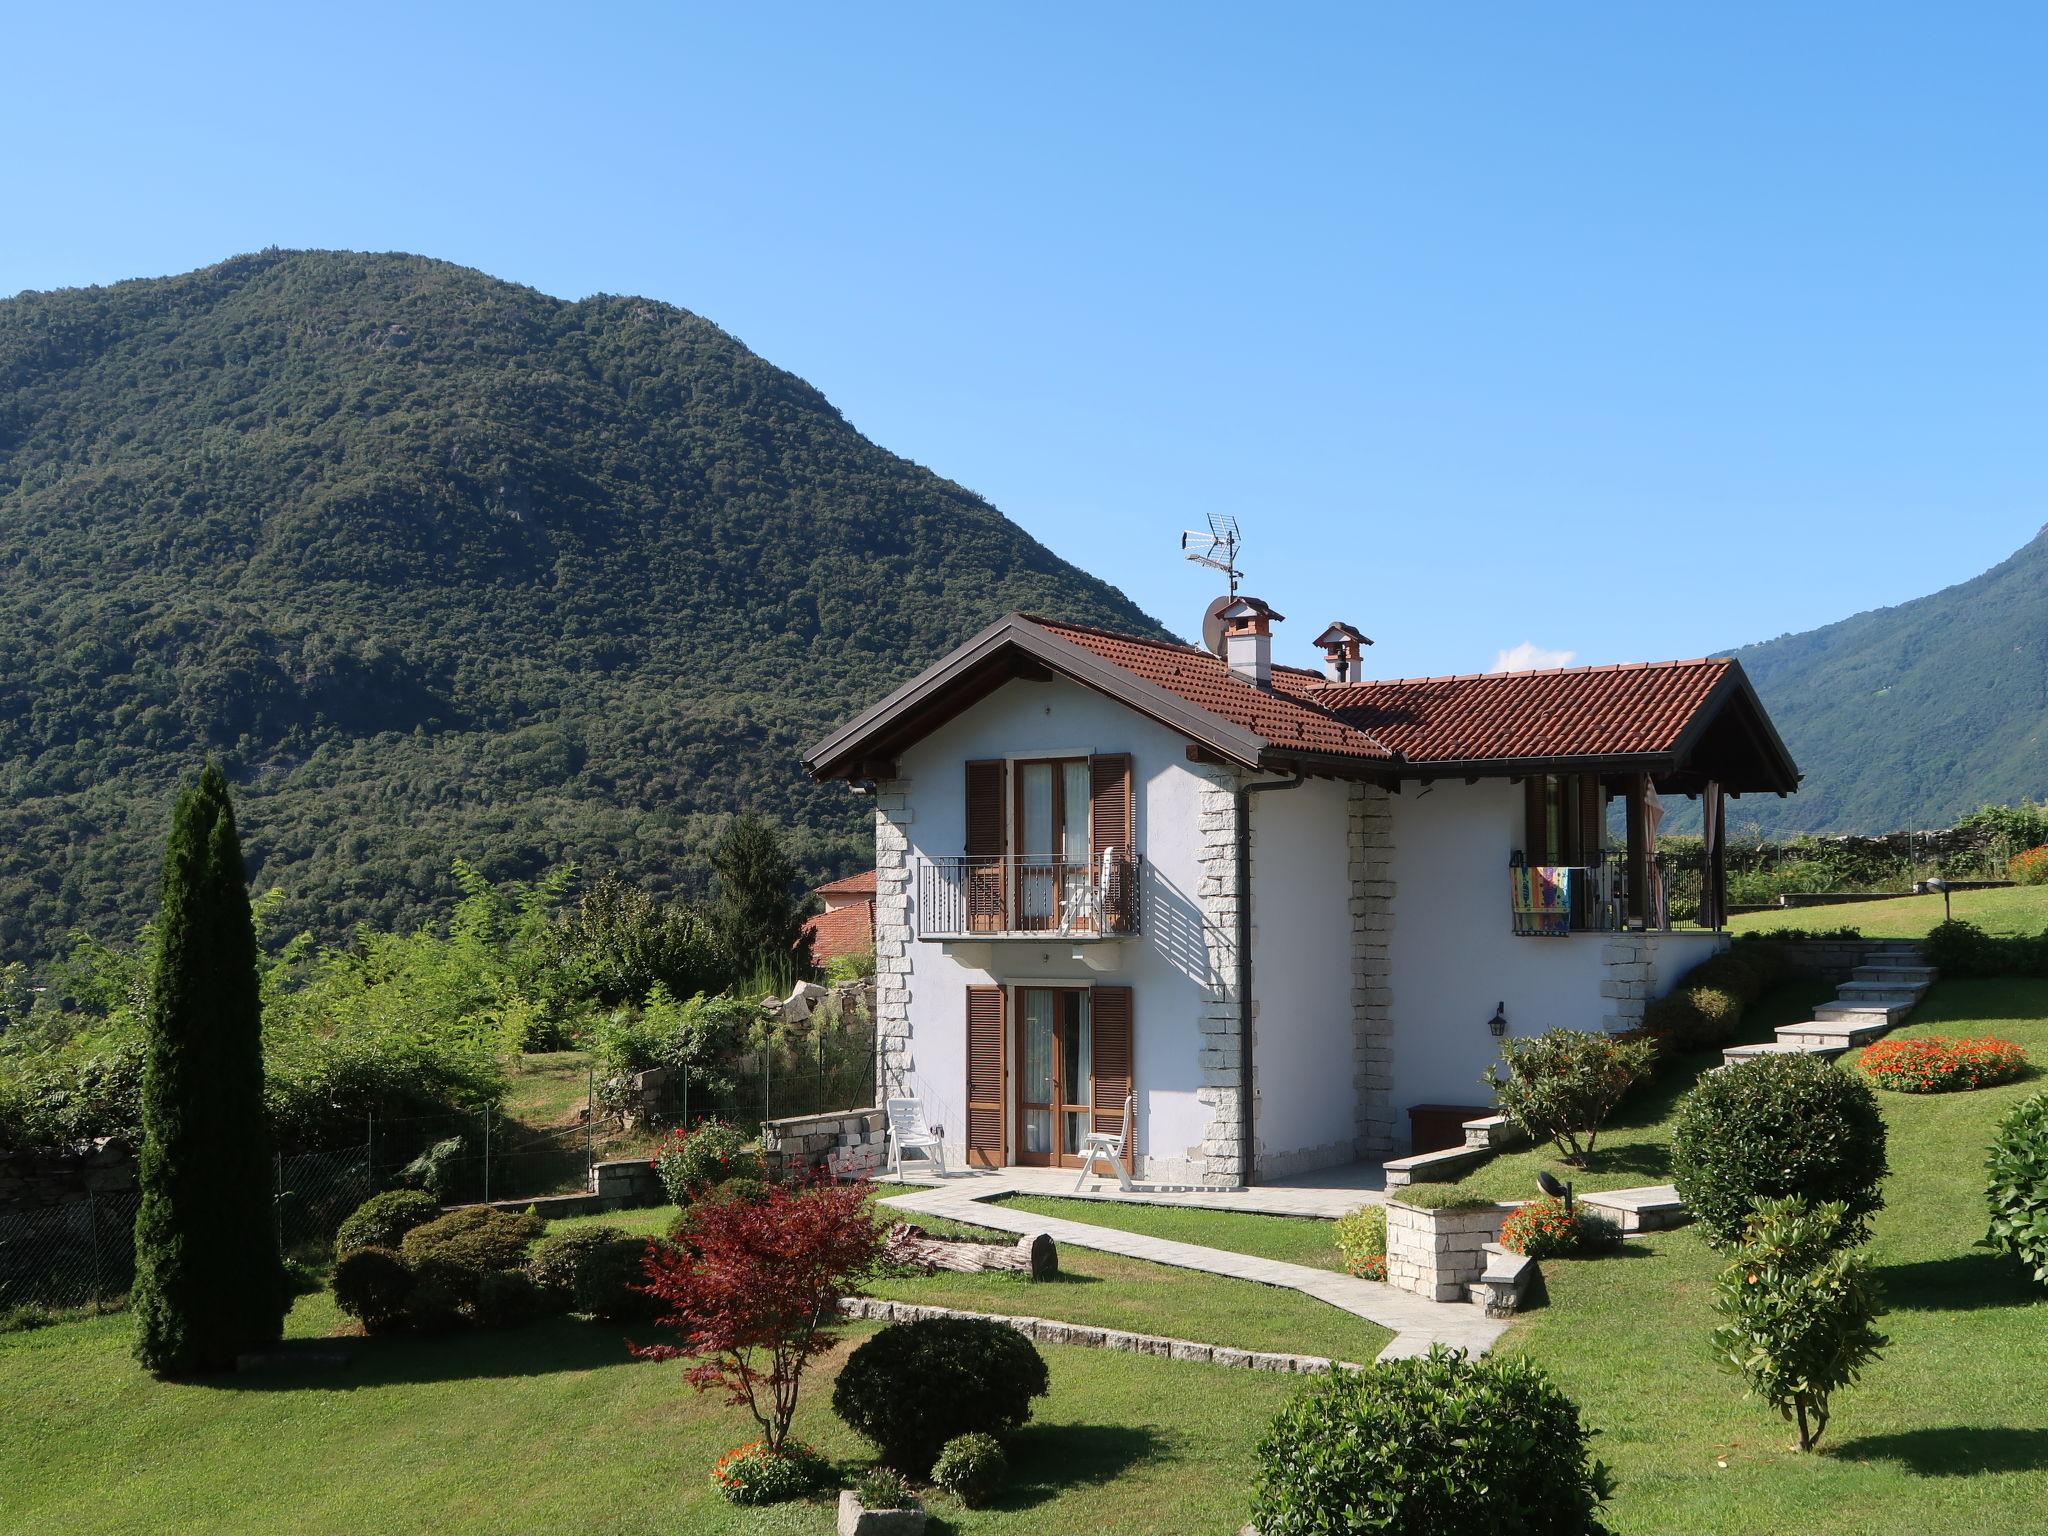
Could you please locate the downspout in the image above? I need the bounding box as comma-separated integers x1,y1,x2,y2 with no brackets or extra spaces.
1236,771,1305,1187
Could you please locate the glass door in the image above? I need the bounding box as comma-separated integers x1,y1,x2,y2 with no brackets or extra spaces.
1014,761,1091,931
1015,987,1093,1167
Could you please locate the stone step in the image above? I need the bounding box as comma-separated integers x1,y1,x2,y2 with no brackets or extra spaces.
1723,1039,1844,1067
1814,999,1914,1026
1381,1142,1490,1190
1470,1244,1538,1317
1777,1018,1890,1050
1836,981,1926,1005
1853,964,1938,985
1576,1184,1688,1233
1873,944,1927,960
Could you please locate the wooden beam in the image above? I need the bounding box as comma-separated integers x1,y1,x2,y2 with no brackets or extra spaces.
1624,773,1649,928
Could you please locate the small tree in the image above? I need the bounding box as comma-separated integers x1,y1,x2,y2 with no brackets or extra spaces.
1709,1197,1887,1451
710,814,814,988
632,1178,885,1452
1487,1029,1659,1166
131,763,288,1374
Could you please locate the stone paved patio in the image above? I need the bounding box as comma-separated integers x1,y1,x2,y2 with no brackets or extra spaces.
877,1168,1510,1362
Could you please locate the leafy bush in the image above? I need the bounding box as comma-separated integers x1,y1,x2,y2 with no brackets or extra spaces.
527,1225,624,1303
1860,1035,2028,1093
404,1258,471,1332
1250,1345,1614,1536
931,1431,1007,1508
854,1465,920,1511
1672,1054,1889,1248
1333,1203,1387,1280
707,1439,830,1506
334,1189,441,1258
2009,845,2048,885
572,1234,661,1323
832,1317,1051,1477
653,1118,762,1204
474,1268,547,1329
397,1136,469,1203
1497,1197,1620,1259
591,988,753,1116
331,1246,415,1334
1734,926,1863,943
1640,985,1744,1053
1709,1197,1887,1451
823,949,877,985
1488,1029,1658,1165
1923,919,2048,979
399,1206,544,1279
1985,1091,2048,1287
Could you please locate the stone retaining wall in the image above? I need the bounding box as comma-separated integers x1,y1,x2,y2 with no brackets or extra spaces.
0,1140,137,1215
1744,937,1915,984
1384,1197,1515,1302
761,1107,886,1181
835,1296,1359,1372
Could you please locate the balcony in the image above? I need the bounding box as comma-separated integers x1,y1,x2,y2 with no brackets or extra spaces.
1510,850,1662,936
916,853,1143,942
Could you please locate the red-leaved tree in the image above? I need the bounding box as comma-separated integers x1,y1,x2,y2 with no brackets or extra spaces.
631,1179,886,1451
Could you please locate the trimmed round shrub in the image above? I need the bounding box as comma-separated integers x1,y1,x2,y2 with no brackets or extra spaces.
527,1225,625,1303
331,1246,414,1334
832,1317,1051,1476
652,1118,762,1204
932,1431,1007,1508
1986,1091,2048,1288
1640,985,1743,1053
1860,1035,2028,1093
399,1206,544,1276
333,1189,441,1259
403,1258,471,1332
708,1439,830,1505
1497,1197,1621,1260
1672,1053,1889,1248
1334,1203,1387,1280
572,1234,661,1323
1251,1346,1614,1536
474,1269,547,1329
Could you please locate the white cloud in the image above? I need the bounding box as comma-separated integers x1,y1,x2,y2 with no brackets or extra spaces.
1492,640,1578,674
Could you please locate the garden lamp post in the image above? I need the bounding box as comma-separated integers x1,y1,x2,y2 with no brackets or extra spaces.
1537,1167,1575,1218
1928,878,1951,923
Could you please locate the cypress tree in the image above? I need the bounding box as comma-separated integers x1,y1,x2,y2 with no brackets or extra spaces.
711,813,815,988
131,763,287,1374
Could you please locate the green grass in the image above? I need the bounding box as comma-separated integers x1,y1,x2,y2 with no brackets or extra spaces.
555,1186,1394,1365
1433,978,1837,1203
1495,976,2048,1534
992,1193,1353,1271
1732,883,2048,938
0,1291,1309,1535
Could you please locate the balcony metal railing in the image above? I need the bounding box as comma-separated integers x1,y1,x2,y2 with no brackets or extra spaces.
1510,850,1666,936
917,853,1143,940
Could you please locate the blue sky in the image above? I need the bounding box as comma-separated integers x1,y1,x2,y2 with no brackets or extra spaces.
5,3,2042,679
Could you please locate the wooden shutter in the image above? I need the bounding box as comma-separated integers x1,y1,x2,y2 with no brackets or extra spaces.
1088,754,1133,855
965,986,1006,1167
1090,985,1134,1139
964,760,1007,932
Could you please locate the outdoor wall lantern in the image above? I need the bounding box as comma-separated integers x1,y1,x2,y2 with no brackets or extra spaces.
1487,1002,1508,1038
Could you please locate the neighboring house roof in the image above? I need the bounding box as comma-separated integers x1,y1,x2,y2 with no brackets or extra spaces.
814,870,878,899
804,900,874,962
803,612,1799,794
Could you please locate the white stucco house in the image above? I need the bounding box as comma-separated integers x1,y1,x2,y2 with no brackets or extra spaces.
803,599,1798,1186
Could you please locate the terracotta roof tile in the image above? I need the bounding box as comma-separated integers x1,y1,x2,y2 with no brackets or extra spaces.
813,870,877,898
803,901,873,962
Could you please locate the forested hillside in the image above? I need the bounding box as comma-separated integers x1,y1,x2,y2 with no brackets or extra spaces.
0,250,1168,965
1725,526,2048,834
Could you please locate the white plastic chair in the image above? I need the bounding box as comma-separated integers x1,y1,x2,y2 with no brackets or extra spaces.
886,1097,949,1180
1073,1094,1135,1191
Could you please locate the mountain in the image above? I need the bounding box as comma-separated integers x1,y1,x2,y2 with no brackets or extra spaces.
0,250,1169,965
1722,527,2048,834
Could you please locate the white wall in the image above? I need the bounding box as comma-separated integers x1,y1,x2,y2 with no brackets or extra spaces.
1248,776,1358,1174
893,676,1219,1179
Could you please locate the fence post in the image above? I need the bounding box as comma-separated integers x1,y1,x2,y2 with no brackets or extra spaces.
88,1188,103,1315
275,1151,285,1251
763,1034,772,1126
482,1103,492,1205
367,1109,376,1188
585,1062,595,1190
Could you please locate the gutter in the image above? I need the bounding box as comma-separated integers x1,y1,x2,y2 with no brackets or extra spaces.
1236,770,1305,1188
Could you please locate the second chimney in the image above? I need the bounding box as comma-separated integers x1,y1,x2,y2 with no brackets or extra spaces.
1220,596,1283,688
1313,622,1373,684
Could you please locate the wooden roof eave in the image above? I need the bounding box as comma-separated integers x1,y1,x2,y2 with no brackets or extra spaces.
803,614,1275,781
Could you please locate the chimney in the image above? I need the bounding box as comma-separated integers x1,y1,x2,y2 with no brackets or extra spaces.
1219,596,1283,688
1313,622,1373,684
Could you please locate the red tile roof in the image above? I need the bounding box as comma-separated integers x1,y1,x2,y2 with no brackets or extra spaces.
1313,659,1735,764
813,869,877,898
1029,618,1397,761
804,900,874,962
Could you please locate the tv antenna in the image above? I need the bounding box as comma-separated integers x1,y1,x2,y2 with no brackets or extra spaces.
1181,513,1244,597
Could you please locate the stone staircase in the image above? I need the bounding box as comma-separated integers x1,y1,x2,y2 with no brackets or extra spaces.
1721,942,1936,1068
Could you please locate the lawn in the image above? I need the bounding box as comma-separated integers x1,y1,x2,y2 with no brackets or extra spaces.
0,1291,1309,1535
1731,883,2048,938
992,1193,1353,1271
1492,977,2048,1535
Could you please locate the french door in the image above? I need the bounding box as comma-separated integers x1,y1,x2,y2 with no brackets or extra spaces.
1015,987,1094,1167
1014,759,1092,930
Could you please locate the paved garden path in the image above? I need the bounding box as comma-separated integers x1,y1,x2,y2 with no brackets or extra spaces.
877,1176,1510,1363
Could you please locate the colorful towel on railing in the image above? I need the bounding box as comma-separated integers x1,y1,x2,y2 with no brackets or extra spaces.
1511,864,1573,935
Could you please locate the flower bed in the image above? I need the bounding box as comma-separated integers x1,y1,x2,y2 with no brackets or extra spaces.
1859,1035,2028,1093
1496,1196,1621,1259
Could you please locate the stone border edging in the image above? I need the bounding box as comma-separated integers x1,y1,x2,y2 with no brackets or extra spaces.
836,1296,1362,1374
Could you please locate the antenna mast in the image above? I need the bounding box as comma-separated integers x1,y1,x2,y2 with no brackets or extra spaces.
1180,513,1244,596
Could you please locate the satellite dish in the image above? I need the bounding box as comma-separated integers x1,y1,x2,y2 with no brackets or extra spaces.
1201,596,1235,657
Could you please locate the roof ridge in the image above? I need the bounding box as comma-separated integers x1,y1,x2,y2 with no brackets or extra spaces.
1319,656,1729,690
1025,613,1330,680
